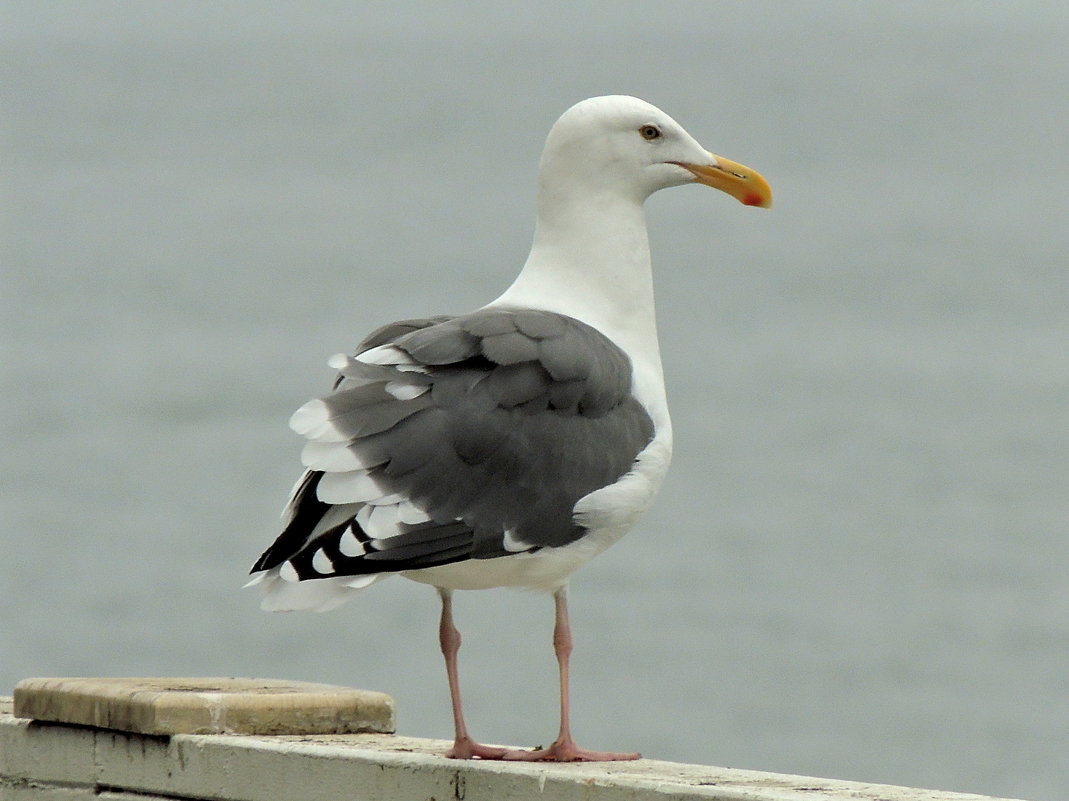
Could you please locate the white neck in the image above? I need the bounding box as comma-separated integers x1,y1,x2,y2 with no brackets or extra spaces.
487,185,670,431
490,188,662,374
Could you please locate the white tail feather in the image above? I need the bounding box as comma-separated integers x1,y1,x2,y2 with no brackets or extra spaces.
256,571,386,612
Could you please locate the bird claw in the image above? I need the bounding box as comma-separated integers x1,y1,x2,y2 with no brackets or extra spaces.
446,735,638,762
445,737,510,760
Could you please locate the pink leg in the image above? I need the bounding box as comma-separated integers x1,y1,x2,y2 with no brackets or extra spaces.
501,587,641,762
437,588,508,759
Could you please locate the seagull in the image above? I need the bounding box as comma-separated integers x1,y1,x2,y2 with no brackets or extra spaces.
247,95,771,761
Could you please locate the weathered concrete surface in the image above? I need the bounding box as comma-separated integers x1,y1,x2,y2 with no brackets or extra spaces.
1,693,1031,801
12,677,394,736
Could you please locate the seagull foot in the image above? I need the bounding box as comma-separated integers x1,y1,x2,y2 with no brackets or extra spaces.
445,736,510,760
501,737,641,762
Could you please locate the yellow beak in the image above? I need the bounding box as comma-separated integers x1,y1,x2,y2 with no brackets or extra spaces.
673,154,773,208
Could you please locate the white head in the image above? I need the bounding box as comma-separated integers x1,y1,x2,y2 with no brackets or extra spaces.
538,95,772,207
496,96,771,369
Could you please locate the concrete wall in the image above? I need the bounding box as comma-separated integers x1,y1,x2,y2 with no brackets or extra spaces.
1,697,1032,801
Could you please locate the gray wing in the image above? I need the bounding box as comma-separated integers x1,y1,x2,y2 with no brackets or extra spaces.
250,308,654,581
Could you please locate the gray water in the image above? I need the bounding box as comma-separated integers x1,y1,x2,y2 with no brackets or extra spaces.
2,3,1067,799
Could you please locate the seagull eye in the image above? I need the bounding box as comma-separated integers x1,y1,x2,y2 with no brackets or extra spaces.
639,125,662,141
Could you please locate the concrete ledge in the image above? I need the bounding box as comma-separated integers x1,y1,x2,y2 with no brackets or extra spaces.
2,691,1030,801
12,677,394,736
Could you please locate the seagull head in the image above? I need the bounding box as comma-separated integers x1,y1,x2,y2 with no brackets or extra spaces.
539,95,772,208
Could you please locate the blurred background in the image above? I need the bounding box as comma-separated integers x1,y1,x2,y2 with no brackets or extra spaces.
2,3,1067,798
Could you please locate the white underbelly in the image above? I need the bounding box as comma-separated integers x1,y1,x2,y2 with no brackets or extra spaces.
402,524,625,592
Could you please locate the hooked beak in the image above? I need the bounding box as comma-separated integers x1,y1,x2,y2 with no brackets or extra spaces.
671,153,772,208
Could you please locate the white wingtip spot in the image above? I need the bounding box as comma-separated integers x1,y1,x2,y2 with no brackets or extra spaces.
364,502,404,539
243,572,268,588
338,527,367,557
289,399,330,435
312,548,334,575
279,561,301,582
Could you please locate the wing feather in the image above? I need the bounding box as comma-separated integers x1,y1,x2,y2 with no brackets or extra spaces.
250,308,654,586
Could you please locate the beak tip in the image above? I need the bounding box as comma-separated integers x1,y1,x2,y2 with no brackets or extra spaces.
683,155,773,209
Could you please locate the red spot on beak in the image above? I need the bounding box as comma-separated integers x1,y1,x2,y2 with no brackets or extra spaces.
743,193,764,207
